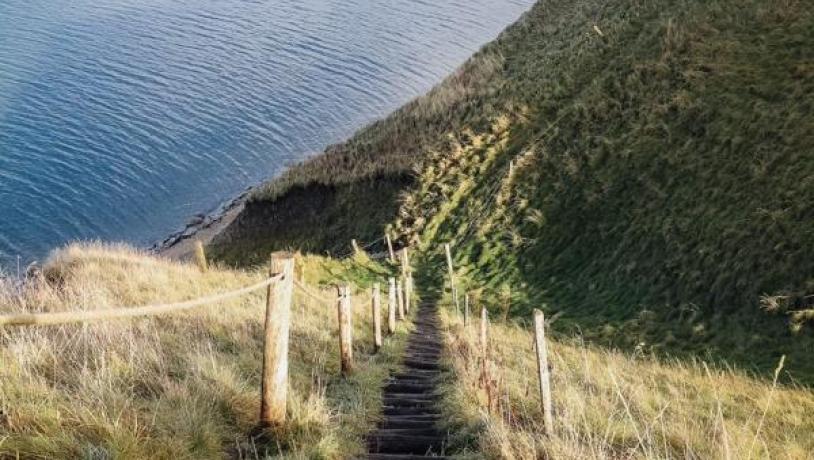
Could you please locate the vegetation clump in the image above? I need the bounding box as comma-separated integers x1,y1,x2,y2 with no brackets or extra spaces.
438,308,814,459
0,243,405,459
6,0,814,457
236,0,814,380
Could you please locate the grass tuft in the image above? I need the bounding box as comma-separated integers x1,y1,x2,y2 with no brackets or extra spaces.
0,243,406,459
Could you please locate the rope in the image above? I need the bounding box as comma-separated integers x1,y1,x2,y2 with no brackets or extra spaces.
293,279,336,305
332,235,386,260
0,273,284,327
367,251,390,261
294,278,379,309
362,236,386,251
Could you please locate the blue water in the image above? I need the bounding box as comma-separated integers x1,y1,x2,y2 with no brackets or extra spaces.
0,0,532,267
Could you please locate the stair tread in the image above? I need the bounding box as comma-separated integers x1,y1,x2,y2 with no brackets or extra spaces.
368,302,448,457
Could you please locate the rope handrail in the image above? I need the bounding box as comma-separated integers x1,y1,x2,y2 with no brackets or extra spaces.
0,273,285,327
293,278,336,305
294,278,380,308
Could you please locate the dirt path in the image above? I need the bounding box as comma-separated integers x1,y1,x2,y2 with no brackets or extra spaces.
367,302,448,458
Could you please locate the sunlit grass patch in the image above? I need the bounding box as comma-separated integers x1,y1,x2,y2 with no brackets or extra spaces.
0,243,406,459
438,308,814,459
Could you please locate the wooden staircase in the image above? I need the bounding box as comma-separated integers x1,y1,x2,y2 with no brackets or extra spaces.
367,302,448,459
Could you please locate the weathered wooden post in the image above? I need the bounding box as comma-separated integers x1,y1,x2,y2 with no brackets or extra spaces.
479,307,494,412
407,272,415,312
464,293,470,326
479,307,489,386
396,279,405,321
534,309,554,435
351,239,361,255
404,275,412,314
455,290,461,314
444,243,454,280
444,243,458,310
194,240,208,272
387,277,397,334
337,285,353,376
401,248,410,278
372,283,382,352
260,252,294,426
385,234,396,263
453,287,460,316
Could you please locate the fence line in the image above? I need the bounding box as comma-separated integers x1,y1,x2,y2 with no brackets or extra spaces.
293,278,383,310
293,278,336,305
0,274,283,327
1,242,414,429
533,309,554,435
337,285,354,376
444,240,556,435
260,254,294,426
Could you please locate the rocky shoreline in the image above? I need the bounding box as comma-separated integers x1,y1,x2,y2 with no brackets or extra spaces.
150,185,254,259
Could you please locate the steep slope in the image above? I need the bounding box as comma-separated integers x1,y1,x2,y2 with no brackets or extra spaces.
0,244,405,459
216,0,814,380
437,308,814,459
394,0,814,379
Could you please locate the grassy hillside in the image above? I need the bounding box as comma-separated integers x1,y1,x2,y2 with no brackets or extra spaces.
0,244,407,459
216,0,814,381
393,0,814,380
4,0,814,457
438,309,814,459
2,245,812,459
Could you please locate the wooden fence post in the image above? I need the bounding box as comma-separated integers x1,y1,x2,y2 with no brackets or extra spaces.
480,307,495,412
534,309,554,435
387,277,397,334
401,248,410,278
444,243,454,280
386,234,395,263
444,243,457,308
372,283,382,352
337,286,353,376
453,287,460,316
404,275,411,314
260,252,294,426
396,279,405,321
464,293,470,326
194,240,208,272
480,307,489,378
351,239,360,255
411,275,415,313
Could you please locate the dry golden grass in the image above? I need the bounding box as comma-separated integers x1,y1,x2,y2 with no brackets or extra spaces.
438,308,814,459
0,243,407,459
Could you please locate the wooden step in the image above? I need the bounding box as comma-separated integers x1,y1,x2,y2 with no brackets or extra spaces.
383,406,439,416
380,414,441,423
403,359,440,370
393,370,440,379
367,302,449,457
367,454,449,460
370,428,440,437
380,419,438,430
384,393,440,401
368,434,445,454
382,397,436,408
384,382,437,393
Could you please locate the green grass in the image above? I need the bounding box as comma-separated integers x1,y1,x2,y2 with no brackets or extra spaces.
437,307,814,459
0,244,408,459
8,2,814,457
228,0,814,382
211,176,411,266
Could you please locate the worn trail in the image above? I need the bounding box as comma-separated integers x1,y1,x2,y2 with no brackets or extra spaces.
367,302,448,459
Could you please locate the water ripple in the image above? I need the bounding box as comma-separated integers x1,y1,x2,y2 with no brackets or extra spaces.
0,0,533,265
